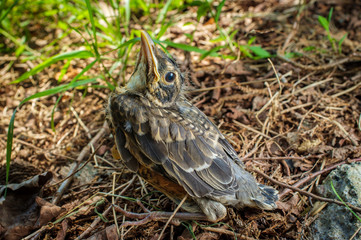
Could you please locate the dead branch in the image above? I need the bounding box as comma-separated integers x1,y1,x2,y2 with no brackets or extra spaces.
253,167,361,212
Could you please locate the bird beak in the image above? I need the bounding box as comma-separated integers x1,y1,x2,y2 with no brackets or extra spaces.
140,30,160,81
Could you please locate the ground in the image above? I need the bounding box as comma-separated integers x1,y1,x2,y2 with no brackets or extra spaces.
1,0,361,239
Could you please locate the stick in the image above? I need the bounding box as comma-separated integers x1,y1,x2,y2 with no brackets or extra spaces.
253,168,361,212
52,122,109,205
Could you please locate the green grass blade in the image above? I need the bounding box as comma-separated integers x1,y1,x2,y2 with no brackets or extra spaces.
0,28,36,55
215,0,226,23
0,0,6,16
125,0,130,32
330,180,361,222
104,37,139,54
19,78,97,106
4,108,17,197
11,50,94,84
239,45,253,58
328,7,334,23
158,21,172,39
318,16,329,31
200,45,224,60
5,78,97,197
57,60,71,83
157,0,173,23
196,1,210,21
184,33,194,42
338,33,347,53
84,0,99,56
160,40,220,57
248,46,271,58
247,36,256,45
51,94,63,132
0,0,20,23
181,222,197,240
70,59,98,83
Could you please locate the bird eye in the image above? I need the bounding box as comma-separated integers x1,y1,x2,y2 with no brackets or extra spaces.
165,72,176,83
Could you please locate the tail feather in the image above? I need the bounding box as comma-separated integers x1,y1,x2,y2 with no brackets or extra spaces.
253,184,278,210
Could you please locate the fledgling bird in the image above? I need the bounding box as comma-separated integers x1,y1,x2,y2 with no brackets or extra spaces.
107,30,278,222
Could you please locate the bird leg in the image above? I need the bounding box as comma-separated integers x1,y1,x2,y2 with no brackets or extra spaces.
113,201,208,228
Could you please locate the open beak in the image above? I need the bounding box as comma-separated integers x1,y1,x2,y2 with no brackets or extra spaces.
140,30,160,80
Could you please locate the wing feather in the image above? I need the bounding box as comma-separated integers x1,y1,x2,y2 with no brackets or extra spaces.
138,103,239,198
164,160,214,198
135,133,168,164
114,127,139,172
111,94,240,198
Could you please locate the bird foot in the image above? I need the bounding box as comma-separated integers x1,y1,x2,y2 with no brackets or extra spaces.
113,200,208,228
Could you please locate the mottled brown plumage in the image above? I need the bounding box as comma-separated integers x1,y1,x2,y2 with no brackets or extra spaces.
107,30,278,221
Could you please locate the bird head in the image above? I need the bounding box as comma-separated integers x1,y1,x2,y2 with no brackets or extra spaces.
125,30,184,107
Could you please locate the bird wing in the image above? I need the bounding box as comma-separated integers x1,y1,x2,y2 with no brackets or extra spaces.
110,94,240,198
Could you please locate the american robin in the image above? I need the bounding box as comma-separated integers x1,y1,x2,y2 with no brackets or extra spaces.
107,30,278,222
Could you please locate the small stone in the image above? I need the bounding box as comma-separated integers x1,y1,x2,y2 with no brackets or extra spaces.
309,163,361,240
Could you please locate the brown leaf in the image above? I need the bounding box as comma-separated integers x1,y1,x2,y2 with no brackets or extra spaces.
277,195,300,215
105,224,118,240
55,219,68,240
36,197,63,226
0,172,53,240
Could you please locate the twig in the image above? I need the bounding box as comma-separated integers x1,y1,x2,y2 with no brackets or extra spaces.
310,112,358,146
238,144,260,161
113,205,208,228
279,77,333,101
253,168,361,212
76,205,113,240
186,84,233,93
70,106,92,139
280,14,299,54
331,80,361,98
112,172,120,236
297,100,321,131
187,77,279,93
201,226,256,240
277,54,356,71
49,139,105,187
242,156,315,161
233,120,271,139
255,91,280,128
280,102,315,114
267,58,282,92
77,175,136,239
9,137,77,161
23,225,48,240
279,158,361,198
349,225,361,240
52,121,109,205
158,195,188,240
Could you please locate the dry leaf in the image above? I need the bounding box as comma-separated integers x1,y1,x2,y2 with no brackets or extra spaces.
0,172,55,240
